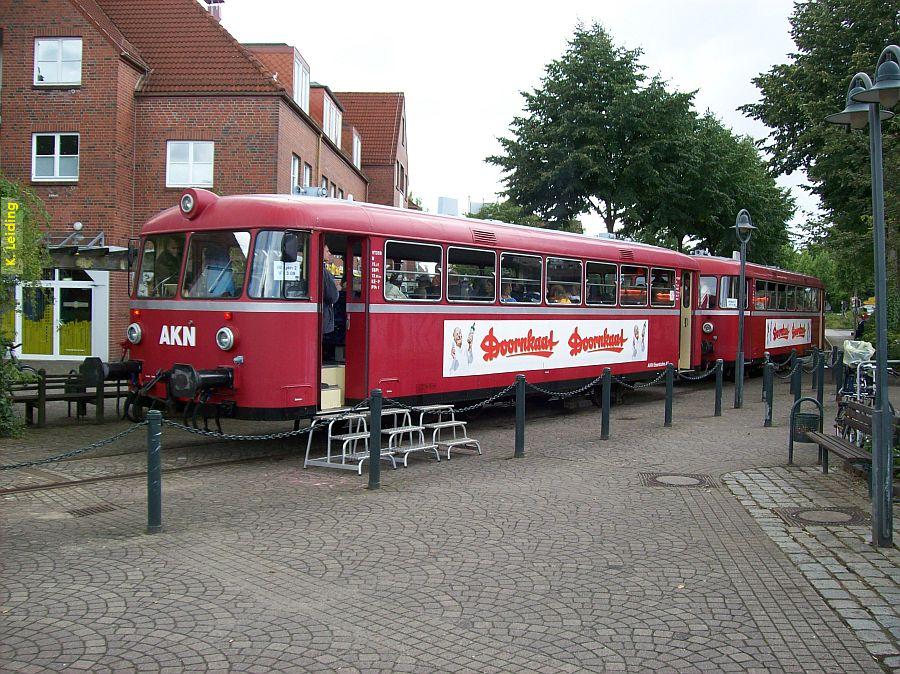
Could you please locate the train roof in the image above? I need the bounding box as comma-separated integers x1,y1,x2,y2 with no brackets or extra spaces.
690,254,823,287
144,192,700,269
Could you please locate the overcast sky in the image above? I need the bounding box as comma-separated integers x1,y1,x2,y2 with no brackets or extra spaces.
220,0,814,235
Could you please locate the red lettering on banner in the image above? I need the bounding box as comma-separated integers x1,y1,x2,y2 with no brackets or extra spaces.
480,327,559,361
771,325,789,341
791,325,807,339
568,327,628,356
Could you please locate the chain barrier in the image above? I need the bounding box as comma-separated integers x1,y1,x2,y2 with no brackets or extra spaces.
383,382,518,415
613,369,668,390
161,398,373,441
771,357,794,372
0,422,148,471
525,373,606,398
676,367,717,382
774,361,802,380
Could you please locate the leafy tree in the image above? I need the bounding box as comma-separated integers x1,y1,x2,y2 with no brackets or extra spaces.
741,0,899,322
623,112,793,263
0,174,49,437
488,22,695,233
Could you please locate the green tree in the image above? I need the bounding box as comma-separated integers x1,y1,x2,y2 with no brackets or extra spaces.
741,0,899,321
1,174,50,436
623,112,793,263
487,22,695,233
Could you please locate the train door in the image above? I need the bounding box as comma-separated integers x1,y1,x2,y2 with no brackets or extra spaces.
342,237,368,404
678,271,693,368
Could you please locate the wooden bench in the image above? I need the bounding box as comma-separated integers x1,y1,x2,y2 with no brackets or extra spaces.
806,402,899,491
8,369,126,427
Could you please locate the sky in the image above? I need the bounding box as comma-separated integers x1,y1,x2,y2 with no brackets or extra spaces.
219,0,816,236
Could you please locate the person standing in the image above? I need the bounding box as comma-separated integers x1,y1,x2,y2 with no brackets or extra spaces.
322,244,339,335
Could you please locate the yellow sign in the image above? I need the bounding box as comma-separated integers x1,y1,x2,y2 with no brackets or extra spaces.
1,198,23,276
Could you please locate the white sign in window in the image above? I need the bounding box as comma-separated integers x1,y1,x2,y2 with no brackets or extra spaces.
32,133,79,181
34,38,82,85
166,141,214,188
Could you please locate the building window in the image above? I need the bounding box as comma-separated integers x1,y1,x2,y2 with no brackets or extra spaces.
330,183,336,199
338,188,344,200
323,96,342,145
347,193,354,201
401,116,406,147
321,176,328,192
290,154,300,194
32,133,79,181
352,132,362,169
303,163,312,188
166,141,214,188
34,38,82,86
292,55,310,113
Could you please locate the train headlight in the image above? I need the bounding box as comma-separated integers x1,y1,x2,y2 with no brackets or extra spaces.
126,323,143,344
702,322,714,334
180,193,195,215
215,327,235,351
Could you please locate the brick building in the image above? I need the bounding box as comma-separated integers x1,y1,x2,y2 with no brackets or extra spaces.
1,0,407,361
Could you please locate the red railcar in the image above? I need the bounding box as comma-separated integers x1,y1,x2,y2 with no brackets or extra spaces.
87,190,709,421
692,255,824,369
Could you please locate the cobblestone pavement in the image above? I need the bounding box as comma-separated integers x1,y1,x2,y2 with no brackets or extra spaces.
725,467,900,670
1,374,895,672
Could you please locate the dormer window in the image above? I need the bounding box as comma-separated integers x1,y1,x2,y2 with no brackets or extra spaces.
34,38,82,86
292,54,310,114
323,96,342,146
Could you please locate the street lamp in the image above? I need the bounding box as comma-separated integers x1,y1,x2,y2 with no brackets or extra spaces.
825,45,899,548
733,209,755,409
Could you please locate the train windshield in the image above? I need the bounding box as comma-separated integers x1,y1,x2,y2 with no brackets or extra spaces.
248,230,309,299
182,231,250,298
136,234,185,298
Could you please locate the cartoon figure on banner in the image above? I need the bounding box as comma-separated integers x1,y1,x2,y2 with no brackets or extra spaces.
630,323,648,359
449,323,476,372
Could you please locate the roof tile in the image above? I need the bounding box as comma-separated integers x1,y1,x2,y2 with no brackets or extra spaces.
333,92,404,164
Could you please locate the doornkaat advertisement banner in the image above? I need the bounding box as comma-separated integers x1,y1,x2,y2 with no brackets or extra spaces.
765,318,812,349
443,319,649,377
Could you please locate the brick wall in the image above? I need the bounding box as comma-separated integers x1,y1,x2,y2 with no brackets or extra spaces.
132,95,281,224
275,99,320,194
319,137,367,201
362,164,397,207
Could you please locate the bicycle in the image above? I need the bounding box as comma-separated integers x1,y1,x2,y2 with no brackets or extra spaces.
2,342,39,377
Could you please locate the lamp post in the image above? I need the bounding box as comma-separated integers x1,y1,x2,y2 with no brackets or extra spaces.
733,209,755,409
825,45,899,548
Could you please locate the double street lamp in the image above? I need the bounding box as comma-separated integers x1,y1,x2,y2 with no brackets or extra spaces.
733,209,755,409
825,45,899,548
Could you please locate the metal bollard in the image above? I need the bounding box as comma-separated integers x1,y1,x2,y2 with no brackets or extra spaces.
764,362,774,428
514,374,526,458
368,389,382,490
789,349,798,395
146,409,163,534
792,362,802,406
600,368,611,440
714,359,723,417
816,352,825,406
761,352,770,401
664,363,674,427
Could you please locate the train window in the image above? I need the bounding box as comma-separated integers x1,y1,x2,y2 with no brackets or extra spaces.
699,276,717,309
754,280,769,310
500,253,541,304
447,247,496,303
384,240,441,302
774,283,786,310
586,262,617,306
788,286,800,311
182,231,249,299
248,230,309,299
720,276,748,309
620,266,648,306
650,268,676,307
546,257,582,305
136,234,185,298
810,288,819,311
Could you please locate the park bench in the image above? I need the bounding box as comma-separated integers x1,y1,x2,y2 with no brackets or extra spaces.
8,369,126,427
805,401,899,492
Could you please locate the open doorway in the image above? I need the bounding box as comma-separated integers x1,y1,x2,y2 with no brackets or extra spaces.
320,234,366,410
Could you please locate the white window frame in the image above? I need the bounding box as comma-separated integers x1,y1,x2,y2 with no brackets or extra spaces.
303,163,312,188
292,55,310,113
165,141,214,188
290,154,300,194
31,132,80,182
34,37,82,86
383,239,443,303
352,132,362,169
447,246,496,304
545,256,583,306
323,96,342,145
